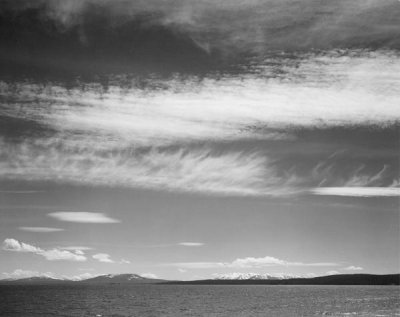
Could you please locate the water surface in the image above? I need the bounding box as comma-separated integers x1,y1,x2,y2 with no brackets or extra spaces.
1,285,399,317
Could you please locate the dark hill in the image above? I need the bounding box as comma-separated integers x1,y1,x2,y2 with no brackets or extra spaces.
0,277,71,285
78,274,165,284
165,274,400,286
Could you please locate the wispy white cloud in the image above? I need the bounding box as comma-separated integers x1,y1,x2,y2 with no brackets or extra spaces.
19,227,64,233
311,187,400,197
0,51,398,196
1,141,285,196
1,269,56,280
178,242,205,247
92,253,114,263
310,158,399,197
67,272,97,281
1,137,397,196
60,246,93,251
48,212,120,223
344,266,363,271
0,190,45,194
3,52,399,146
166,255,338,269
326,270,340,275
91,254,129,264
2,238,87,262
140,273,158,279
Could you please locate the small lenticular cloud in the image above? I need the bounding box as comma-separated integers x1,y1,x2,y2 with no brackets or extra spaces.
178,242,205,247
311,187,400,197
48,212,120,223
19,227,64,233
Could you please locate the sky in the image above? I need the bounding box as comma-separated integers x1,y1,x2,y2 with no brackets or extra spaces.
0,0,399,281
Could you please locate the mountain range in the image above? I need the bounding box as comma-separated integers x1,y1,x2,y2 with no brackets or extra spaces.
0,274,164,285
0,273,398,285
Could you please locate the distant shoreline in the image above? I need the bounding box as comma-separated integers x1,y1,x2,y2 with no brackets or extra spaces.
0,274,398,286
163,274,400,286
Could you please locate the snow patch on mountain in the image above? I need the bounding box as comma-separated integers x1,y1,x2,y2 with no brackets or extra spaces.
212,273,314,280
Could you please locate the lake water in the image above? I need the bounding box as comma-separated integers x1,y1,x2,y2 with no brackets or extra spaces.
0,285,399,317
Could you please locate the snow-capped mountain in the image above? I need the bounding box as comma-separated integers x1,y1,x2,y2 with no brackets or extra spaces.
0,276,66,284
0,274,164,284
79,273,164,284
213,273,304,280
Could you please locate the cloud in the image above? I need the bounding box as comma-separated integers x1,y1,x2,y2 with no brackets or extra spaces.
18,227,64,233
178,268,187,273
3,52,399,145
344,266,363,271
2,238,87,262
60,246,93,251
0,190,45,194
68,273,97,281
91,254,128,264
326,270,340,275
311,187,400,197
141,273,158,279
166,255,338,269
0,51,398,196
7,0,400,56
2,269,55,280
92,253,114,263
1,141,281,196
48,212,120,223
3,238,41,253
1,269,97,281
310,161,399,197
178,242,205,247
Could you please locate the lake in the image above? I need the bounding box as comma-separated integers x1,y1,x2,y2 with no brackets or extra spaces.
0,285,399,316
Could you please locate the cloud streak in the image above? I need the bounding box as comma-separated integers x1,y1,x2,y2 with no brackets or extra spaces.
18,227,65,233
48,212,120,223
0,51,398,196
344,266,363,271
311,187,400,197
2,238,87,262
166,255,338,269
2,51,399,146
178,242,205,247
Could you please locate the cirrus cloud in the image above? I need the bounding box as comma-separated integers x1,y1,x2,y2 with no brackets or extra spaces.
48,212,120,223
311,187,400,197
0,51,398,197
18,227,65,233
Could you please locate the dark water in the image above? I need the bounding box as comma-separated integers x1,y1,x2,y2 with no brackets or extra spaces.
0,285,399,317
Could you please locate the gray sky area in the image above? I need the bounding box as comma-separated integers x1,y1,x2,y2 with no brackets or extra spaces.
0,0,399,281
